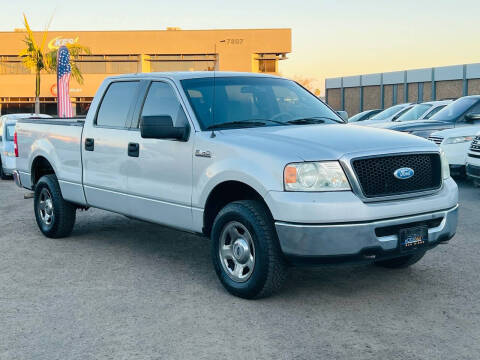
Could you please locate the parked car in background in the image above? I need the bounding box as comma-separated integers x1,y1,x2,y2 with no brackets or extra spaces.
395,100,453,122
348,109,382,122
14,72,458,299
0,114,51,179
428,125,480,176
466,131,480,186
355,103,413,126
375,96,480,138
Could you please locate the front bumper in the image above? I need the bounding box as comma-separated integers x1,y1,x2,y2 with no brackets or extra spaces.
466,163,480,179
275,205,458,263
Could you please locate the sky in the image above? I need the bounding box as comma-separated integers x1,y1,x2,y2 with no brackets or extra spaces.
1,0,480,95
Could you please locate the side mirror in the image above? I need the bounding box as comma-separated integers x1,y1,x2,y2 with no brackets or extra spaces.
465,112,480,122
336,111,349,122
140,115,189,141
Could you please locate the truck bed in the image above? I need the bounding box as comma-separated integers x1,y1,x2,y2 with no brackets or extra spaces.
15,117,86,205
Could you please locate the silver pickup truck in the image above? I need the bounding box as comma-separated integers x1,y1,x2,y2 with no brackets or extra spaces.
14,72,458,299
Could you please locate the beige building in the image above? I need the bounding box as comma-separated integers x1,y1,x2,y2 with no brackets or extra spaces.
0,28,291,115
325,63,480,117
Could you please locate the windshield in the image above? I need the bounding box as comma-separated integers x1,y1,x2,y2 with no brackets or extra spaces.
370,104,408,120
181,77,342,130
431,97,479,121
396,104,432,121
6,125,15,141
349,110,372,122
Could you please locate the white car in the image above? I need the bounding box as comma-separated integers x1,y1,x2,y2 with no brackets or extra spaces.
466,131,480,185
428,125,480,175
354,103,413,126
0,113,51,179
395,100,453,122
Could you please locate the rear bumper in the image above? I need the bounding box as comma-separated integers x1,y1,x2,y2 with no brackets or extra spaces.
12,170,22,188
275,205,458,263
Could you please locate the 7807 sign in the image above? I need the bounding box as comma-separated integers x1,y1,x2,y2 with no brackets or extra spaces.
224,39,244,45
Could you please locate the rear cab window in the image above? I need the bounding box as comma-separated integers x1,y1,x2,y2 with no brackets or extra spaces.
96,81,140,128
6,125,15,141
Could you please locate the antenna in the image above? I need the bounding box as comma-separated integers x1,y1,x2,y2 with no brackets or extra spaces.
211,40,224,138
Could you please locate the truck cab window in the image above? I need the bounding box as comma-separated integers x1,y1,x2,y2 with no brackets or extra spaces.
140,82,188,127
96,81,139,128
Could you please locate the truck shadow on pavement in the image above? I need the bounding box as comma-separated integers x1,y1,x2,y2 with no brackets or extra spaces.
68,208,447,302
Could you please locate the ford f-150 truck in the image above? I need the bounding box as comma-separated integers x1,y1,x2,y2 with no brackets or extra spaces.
13,72,459,299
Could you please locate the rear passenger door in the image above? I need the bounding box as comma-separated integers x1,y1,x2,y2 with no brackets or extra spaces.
125,80,194,230
82,80,141,213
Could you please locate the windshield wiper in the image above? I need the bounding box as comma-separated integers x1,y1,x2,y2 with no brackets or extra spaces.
287,116,337,125
206,120,267,130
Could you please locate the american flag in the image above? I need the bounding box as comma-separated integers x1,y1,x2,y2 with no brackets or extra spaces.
57,46,73,118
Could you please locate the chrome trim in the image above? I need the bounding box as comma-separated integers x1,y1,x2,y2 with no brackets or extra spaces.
275,205,458,258
339,148,443,203
12,170,22,188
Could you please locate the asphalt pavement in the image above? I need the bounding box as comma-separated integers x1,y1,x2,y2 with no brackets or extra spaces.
0,178,479,360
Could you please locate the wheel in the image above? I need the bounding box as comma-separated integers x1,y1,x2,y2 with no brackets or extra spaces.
34,174,76,238
374,251,426,269
211,200,287,299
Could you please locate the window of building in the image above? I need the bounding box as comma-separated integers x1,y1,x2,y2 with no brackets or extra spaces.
258,59,276,73
96,81,139,127
0,56,30,75
139,82,188,127
149,54,216,72
76,55,139,74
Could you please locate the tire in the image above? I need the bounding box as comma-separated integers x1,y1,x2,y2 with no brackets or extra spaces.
0,162,9,180
211,200,287,299
34,174,76,238
374,251,426,269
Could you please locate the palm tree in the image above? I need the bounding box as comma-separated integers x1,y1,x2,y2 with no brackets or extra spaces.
19,14,90,114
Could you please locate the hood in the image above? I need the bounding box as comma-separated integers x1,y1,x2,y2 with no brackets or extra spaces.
353,119,390,127
375,119,453,131
215,124,436,161
431,125,480,138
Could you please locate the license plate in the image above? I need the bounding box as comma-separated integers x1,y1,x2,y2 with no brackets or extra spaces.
398,226,428,251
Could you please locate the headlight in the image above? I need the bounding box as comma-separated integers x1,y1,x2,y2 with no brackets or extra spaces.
284,161,351,191
440,150,450,180
444,136,474,144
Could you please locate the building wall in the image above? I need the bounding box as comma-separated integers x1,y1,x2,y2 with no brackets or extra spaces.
326,63,480,116
383,85,393,108
468,79,480,95
436,80,463,100
326,88,341,110
0,28,291,114
423,82,432,102
408,83,418,103
344,87,360,117
363,86,381,110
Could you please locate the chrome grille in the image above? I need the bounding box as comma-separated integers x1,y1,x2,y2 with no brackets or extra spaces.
428,136,443,145
469,136,480,153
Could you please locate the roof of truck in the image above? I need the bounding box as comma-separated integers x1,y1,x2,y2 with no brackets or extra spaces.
106,71,282,81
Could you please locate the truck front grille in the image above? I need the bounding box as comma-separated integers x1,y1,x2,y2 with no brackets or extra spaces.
351,153,442,198
469,136,480,153
427,136,443,145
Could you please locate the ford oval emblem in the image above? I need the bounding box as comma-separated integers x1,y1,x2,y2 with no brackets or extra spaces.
394,167,415,180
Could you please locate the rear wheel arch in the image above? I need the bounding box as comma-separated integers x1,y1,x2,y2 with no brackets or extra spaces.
31,156,56,188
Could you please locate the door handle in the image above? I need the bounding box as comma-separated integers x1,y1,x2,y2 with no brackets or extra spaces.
128,142,139,157
85,138,94,151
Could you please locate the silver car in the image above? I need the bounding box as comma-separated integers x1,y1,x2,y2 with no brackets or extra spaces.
0,114,51,179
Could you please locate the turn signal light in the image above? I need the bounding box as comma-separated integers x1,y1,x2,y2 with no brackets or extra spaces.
284,166,297,184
